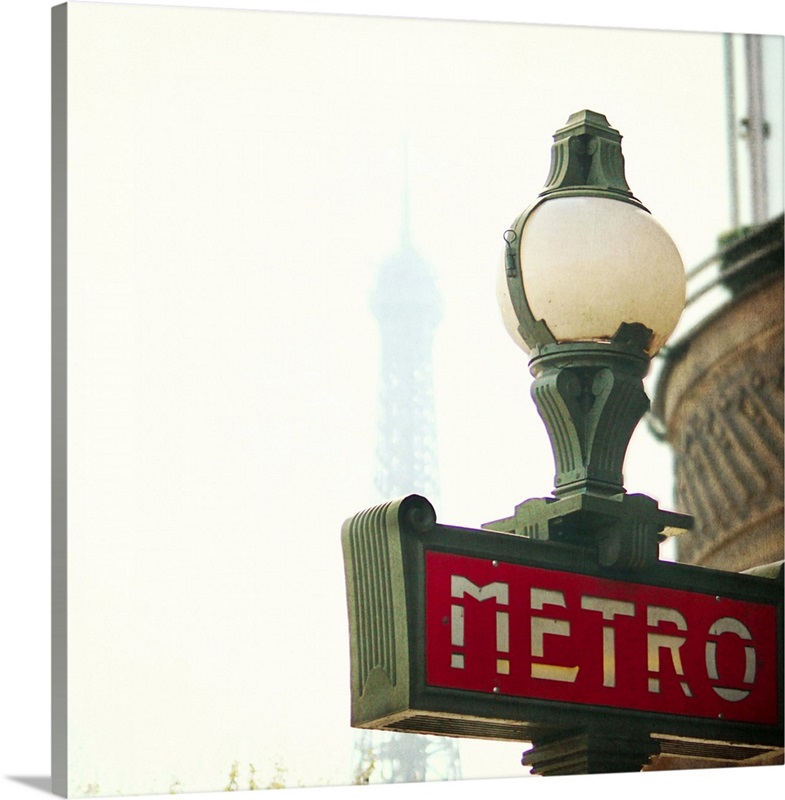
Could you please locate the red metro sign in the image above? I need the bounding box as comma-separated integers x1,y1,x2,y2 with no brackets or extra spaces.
426,551,779,725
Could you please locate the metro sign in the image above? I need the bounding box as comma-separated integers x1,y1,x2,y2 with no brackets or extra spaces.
342,495,783,747
426,552,778,726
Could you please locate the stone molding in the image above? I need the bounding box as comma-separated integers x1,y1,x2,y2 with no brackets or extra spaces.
655,274,783,571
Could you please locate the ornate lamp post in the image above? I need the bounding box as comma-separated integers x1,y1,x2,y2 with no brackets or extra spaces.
488,110,693,570
483,109,697,774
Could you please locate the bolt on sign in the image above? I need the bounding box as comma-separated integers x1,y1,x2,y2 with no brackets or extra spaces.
342,495,783,747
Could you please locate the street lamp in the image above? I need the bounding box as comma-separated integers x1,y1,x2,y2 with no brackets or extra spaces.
487,110,692,568
341,110,782,779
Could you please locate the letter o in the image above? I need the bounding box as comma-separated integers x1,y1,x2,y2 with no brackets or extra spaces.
705,616,756,703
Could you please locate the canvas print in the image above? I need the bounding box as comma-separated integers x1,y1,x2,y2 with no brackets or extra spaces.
52,1,784,797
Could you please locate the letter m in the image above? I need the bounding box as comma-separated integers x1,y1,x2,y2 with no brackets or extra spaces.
449,576,510,672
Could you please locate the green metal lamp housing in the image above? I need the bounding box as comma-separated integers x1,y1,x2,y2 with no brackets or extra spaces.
497,110,686,358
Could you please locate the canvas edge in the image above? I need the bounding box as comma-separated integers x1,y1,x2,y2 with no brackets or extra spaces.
52,3,68,797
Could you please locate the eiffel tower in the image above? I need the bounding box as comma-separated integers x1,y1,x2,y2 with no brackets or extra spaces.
352,148,462,785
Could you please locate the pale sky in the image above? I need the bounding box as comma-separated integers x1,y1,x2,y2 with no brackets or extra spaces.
8,2,783,800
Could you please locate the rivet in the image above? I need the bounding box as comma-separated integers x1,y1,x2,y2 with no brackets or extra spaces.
493,686,500,694
715,596,721,602
492,560,499,567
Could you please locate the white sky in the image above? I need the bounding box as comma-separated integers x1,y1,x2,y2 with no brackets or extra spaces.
1,3,783,800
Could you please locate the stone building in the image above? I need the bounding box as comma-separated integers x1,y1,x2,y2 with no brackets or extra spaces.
651,214,784,574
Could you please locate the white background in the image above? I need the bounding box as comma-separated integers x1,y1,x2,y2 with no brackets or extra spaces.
1,2,783,800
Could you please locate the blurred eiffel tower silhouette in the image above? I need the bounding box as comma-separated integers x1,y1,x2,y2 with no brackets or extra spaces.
352,143,461,785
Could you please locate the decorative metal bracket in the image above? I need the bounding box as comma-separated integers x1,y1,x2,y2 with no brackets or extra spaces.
483,491,693,570
539,110,644,202
529,332,652,497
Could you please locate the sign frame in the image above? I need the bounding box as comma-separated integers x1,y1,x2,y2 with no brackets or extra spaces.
342,494,783,747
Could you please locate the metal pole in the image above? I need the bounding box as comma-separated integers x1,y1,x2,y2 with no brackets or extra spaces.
724,33,740,230
745,34,769,224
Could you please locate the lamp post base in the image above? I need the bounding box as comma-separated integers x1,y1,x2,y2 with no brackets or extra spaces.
483,491,693,569
523,728,660,776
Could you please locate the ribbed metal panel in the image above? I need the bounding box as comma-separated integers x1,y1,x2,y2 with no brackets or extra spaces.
385,715,533,742
348,502,398,691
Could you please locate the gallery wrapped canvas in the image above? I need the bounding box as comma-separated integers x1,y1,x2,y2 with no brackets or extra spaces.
50,2,783,797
